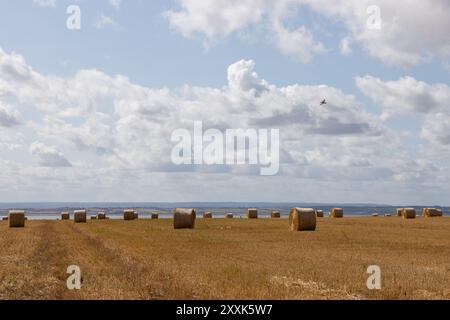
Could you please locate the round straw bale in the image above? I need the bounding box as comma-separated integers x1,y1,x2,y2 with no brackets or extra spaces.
289,208,316,231
384,213,391,217
247,208,258,219
372,213,379,217
402,208,416,219
61,212,70,220
316,210,324,218
173,208,196,229
97,212,106,220
124,209,136,221
91,215,97,220
151,212,159,219
422,208,442,217
396,208,404,217
329,208,344,218
430,208,442,217
271,211,281,218
203,212,213,219
74,210,87,223
9,210,26,228
225,213,234,219
134,211,139,220
2,217,8,221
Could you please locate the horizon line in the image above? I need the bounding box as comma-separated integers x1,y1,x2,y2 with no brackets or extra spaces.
0,201,447,207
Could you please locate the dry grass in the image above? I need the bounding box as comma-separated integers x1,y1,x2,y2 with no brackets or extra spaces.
0,217,449,300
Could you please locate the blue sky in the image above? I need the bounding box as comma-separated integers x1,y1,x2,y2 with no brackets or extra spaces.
1,0,450,204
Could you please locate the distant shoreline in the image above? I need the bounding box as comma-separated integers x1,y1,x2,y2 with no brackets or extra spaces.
0,202,447,209
0,204,447,220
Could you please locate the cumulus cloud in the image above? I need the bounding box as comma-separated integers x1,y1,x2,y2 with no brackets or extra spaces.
165,0,266,40
0,103,21,127
0,48,448,202
271,21,326,63
421,113,450,147
0,48,386,174
0,134,21,151
30,142,72,167
165,0,450,67
356,74,450,159
227,59,268,93
356,75,450,119
39,114,115,155
165,0,326,62
306,0,450,67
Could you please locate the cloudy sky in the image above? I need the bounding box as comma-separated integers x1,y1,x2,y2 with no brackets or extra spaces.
1,0,450,204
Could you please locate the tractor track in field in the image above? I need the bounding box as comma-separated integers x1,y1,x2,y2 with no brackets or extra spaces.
26,221,70,299
0,221,70,299
62,222,166,299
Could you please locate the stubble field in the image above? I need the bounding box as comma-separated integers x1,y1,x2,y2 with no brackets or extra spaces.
0,216,449,300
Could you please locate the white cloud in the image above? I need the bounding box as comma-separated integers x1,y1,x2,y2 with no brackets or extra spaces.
0,132,22,151
94,14,118,29
1,48,449,202
421,113,450,147
227,59,268,92
30,142,72,167
0,49,385,172
356,75,450,119
300,0,450,67
164,0,266,40
39,114,115,155
165,0,450,67
356,74,450,158
272,21,326,63
0,102,21,127
165,0,326,63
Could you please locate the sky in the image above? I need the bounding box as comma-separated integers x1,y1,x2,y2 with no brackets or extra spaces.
1,0,450,204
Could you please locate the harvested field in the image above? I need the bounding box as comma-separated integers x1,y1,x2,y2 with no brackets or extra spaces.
0,217,449,300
